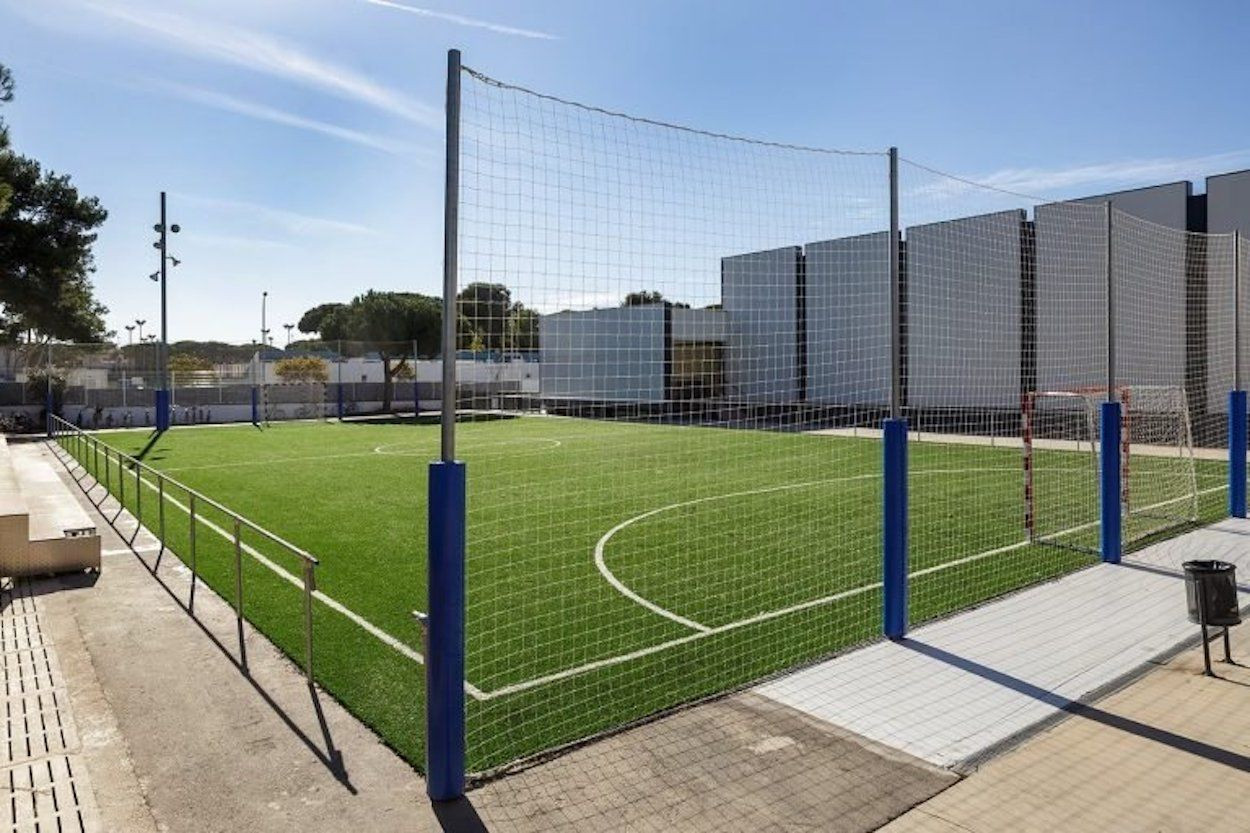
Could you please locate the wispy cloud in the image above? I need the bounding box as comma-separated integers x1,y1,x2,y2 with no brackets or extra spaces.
181,232,300,253
360,0,557,40
148,80,421,154
82,1,440,127
174,194,377,238
970,149,1250,197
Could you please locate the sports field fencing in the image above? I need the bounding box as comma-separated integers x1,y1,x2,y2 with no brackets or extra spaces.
429,50,1249,818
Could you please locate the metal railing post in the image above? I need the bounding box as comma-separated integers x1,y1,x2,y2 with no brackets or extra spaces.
234,518,247,668
188,493,198,606
158,474,166,552
302,561,316,687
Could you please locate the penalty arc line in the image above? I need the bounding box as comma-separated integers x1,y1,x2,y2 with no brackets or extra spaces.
494,478,1227,700
593,466,1066,635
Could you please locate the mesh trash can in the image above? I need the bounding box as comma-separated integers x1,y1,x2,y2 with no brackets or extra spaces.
1183,559,1240,675
1183,560,1240,627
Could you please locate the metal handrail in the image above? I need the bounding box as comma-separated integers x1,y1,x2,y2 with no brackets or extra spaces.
47,414,318,685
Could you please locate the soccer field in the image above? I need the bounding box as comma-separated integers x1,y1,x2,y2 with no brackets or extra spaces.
59,416,1226,774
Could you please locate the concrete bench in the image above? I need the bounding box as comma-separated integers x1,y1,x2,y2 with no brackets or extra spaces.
0,436,101,577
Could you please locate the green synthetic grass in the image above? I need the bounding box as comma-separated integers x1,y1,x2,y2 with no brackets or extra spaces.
56,417,1227,775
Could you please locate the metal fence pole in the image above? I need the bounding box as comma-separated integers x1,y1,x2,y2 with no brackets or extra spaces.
427,46,467,804
1231,231,1247,518
158,474,166,552
883,147,909,640
302,561,316,686
189,493,198,606
234,519,247,668
1100,203,1122,563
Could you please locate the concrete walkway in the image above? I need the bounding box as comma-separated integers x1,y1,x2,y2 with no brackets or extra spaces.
882,612,1250,832
756,518,1250,770
18,439,439,831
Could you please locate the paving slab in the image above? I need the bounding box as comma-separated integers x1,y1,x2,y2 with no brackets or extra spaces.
756,518,1250,770
881,609,1250,833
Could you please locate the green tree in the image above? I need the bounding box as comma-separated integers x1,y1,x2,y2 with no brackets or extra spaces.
622,291,689,309
0,63,110,342
168,353,213,374
299,291,440,412
456,282,511,351
274,356,329,383
0,65,13,214
507,305,539,352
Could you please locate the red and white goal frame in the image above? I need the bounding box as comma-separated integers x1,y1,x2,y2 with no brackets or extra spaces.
1022,386,1134,542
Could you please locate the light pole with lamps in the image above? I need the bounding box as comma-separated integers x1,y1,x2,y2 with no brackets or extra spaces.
150,192,180,431
284,323,294,347
123,324,135,407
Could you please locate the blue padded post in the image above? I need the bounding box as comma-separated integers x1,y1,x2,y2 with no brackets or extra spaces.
250,387,259,425
1230,390,1247,518
883,418,909,639
427,460,466,801
154,390,170,432
337,383,345,420
45,388,54,438
1100,401,1122,564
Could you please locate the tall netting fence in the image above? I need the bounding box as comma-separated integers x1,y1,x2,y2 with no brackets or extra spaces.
442,61,1250,832
457,64,894,797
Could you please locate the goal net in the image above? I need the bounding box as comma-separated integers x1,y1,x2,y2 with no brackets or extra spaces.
1023,385,1197,552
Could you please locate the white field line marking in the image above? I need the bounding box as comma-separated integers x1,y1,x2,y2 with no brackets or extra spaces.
594,467,1050,634
161,436,563,472
133,477,496,700
488,478,1227,699
54,444,488,701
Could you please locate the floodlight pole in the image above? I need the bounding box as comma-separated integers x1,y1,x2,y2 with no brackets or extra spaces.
155,192,171,431
882,147,908,640
1231,230,1247,518
427,46,466,803
1100,203,1122,562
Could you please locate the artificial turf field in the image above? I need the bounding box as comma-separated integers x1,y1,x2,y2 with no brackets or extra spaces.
56,415,1226,775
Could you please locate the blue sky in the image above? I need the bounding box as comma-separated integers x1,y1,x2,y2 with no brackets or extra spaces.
3,0,1250,343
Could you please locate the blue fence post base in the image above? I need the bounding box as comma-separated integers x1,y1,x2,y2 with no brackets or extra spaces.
1100,401,1122,564
251,387,260,426
1230,391,1247,519
882,418,909,640
337,383,345,420
154,390,170,432
427,460,466,801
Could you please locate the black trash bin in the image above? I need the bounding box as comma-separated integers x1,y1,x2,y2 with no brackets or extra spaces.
1183,560,1240,626
1182,560,1240,675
